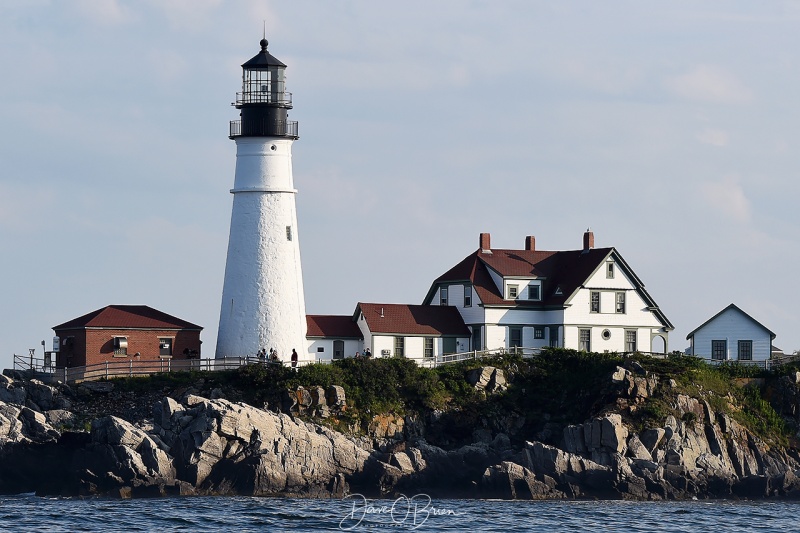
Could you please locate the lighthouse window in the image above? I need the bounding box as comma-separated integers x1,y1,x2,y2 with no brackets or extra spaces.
286,226,292,241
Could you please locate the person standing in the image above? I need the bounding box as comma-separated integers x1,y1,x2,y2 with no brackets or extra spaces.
291,349,298,369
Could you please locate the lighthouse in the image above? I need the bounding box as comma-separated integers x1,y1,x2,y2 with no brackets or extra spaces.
215,38,307,361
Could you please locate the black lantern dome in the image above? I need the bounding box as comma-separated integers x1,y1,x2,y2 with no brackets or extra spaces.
229,39,298,139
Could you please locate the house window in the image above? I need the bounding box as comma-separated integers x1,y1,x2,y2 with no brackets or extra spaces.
579,329,591,352
113,337,128,356
440,287,448,306
424,337,434,359
394,336,405,357
615,292,626,314
549,327,559,347
159,338,173,356
528,285,540,300
509,327,522,348
590,291,600,313
508,285,518,299
317,347,324,353
738,340,753,361
607,262,615,279
464,285,472,307
712,340,727,360
625,330,637,352
286,225,292,241
534,326,544,340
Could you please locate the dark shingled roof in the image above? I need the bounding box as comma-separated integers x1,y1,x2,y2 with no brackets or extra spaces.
242,39,287,69
431,247,614,307
424,244,673,330
306,315,363,339
357,303,470,336
53,305,202,331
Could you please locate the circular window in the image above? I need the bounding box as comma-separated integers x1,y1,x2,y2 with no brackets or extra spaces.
602,329,611,340
270,145,277,151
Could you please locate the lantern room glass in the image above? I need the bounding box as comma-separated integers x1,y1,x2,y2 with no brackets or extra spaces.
242,67,285,104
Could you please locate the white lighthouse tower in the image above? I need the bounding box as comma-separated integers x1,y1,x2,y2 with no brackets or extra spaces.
216,38,307,361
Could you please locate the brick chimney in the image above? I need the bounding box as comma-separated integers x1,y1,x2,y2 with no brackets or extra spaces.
480,232,491,253
583,229,594,251
525,235,536,251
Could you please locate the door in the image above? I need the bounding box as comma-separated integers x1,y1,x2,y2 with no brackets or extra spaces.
471,326,482,351
443,337,457,355
333,340,344,360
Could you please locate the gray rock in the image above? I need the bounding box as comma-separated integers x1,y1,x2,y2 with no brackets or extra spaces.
295,387,313,408
0,383,26,405
310,386,327,407
563,424,586,454
389,452,415,474
19,406,59,441
44,409,76,428
611,366,628,383
599,414,628,454
488,369,508,393
466,367,495,391
626,434,653,461
326,386,346,408
640,428,666,454
24,380,59,410
79,382,114,394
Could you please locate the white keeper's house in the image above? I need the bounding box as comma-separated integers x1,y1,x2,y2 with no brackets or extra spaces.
304,230,673,362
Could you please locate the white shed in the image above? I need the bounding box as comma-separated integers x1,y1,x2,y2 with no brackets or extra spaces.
686,304,775,363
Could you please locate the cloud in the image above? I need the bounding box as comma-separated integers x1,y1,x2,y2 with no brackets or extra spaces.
696,128,729,147
72,0,133,26
666,65,752,104
146,0,224,31
698,176,751,222
0,182,58,232
553,59,644,95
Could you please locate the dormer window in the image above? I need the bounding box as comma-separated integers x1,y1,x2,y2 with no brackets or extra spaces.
440,287,448,306
528,285,540,301
508,285,518,299
607,262,615,279
464,285,472,307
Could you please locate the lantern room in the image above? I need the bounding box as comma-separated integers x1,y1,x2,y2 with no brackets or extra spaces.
230,38,298,139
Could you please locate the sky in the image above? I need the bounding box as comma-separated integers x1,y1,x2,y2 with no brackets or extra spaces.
1,1,800,369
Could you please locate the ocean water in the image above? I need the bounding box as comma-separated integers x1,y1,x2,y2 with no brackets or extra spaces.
0,494,797,532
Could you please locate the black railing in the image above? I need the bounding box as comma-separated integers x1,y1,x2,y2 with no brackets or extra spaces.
229,120,298,139
235,91,292,106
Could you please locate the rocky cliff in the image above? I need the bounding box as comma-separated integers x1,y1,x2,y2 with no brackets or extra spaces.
3,355,800,500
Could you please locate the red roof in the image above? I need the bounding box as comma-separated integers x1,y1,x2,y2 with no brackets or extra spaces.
306,315,363,338
53,305,202,331
357,303,470,336
430,247,613,307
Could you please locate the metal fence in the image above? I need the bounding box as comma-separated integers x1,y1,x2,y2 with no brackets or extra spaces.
12,354,323,384
13,349,797,384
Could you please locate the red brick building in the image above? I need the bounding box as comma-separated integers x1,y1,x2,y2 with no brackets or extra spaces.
53,305,203,368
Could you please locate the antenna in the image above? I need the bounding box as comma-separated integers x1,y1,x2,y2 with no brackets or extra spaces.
263,20,266,40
